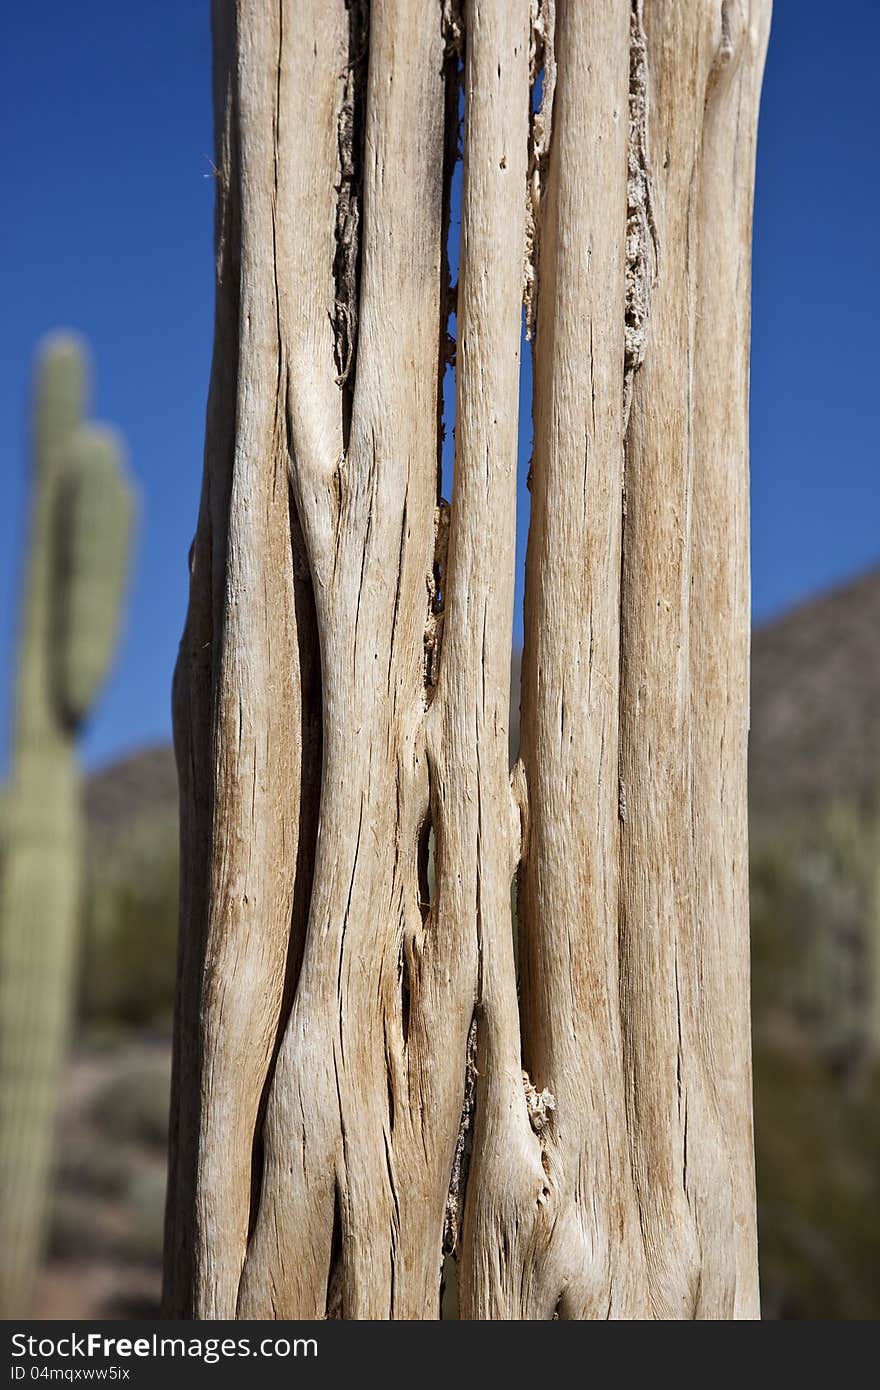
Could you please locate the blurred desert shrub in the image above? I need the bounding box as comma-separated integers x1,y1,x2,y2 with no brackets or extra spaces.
79,811,178,1028
750,789,880,1319
49,1043,170,1296
90,1062,170,1149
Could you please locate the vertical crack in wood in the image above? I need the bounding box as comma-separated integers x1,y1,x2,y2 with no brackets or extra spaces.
524,0,556,339
333,0,370,392
623,0,658,430
424,499,450,702
443,1013,477,1259
440,0,464,388
324,1181,344,1319
429,5,464,706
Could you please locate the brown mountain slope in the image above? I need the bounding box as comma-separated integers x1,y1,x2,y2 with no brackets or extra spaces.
749,565,880,810
84,743,177,832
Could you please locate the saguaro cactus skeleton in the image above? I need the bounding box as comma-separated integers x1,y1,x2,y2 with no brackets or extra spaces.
166,0,771,1318
0,335,136,1316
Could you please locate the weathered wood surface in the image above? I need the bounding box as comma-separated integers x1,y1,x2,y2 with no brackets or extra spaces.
165,0,771,1320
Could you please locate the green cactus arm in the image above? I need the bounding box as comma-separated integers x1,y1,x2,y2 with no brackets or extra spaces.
51,423,137,728
33,334,88,475
0,334,135,1316
13,335,89,752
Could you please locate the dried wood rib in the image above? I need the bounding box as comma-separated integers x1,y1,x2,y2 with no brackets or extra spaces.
165,0,772,1320
239,0,458,1321
617,0,770,1321
462,0,644,1320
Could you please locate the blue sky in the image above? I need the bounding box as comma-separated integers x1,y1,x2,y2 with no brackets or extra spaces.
1,1,878,771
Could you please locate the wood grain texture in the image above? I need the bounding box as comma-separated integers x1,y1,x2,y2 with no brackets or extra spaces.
165,0,771,1320
618,0,770,1319
461,0,644,1319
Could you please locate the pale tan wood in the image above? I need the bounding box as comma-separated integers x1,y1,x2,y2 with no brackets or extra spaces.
437,0,533,1320
461,0,646,1319
165,0,771,1321
689,0,772,1319
618,0,770,1319
237,0,462,1318
166,0,347,1318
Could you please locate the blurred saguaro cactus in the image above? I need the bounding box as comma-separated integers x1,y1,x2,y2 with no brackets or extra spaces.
0,334,136,1316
